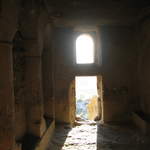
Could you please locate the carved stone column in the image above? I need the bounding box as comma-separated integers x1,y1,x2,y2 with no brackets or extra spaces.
24,40,46,137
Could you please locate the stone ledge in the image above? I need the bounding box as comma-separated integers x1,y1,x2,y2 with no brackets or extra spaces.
21,120,55,150
35,120,55,150
132,112,150,135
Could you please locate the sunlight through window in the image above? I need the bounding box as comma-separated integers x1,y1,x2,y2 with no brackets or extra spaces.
76,34,94,64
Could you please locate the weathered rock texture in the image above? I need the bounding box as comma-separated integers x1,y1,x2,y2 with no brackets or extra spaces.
101,26,137,123
87,96,99,120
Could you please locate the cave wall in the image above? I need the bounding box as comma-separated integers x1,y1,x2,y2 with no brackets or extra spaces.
53,25,137,124
0,1,19,149
0,0,149,149
101,26,137,122
42,23,54,120
53,27,75,123
0,1,55,150
137,19,150,115
53,27,102,123
13,40,26,142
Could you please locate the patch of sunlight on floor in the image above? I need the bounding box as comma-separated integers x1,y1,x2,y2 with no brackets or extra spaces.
62,124,97,150
49,122,150,150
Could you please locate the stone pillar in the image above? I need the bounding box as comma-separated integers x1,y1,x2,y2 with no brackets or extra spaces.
42,48,55,120
0,43,15,150
24,40,46,137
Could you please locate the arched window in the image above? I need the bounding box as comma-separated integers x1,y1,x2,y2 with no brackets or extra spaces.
76,34,94,64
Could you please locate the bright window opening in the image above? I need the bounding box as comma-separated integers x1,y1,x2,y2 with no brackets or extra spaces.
76,34,94,64
75,76,98,120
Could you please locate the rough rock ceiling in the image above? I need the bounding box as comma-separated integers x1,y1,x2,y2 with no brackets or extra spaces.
44,0,150,26
47,0,150,9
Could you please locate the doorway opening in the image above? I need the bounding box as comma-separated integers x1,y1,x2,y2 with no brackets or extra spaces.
75,76,98,120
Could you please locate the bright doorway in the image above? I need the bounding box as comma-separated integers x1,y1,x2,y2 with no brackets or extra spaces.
75,76,98,120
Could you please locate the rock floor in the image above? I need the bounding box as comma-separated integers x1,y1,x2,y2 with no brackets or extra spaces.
48,121,150,150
